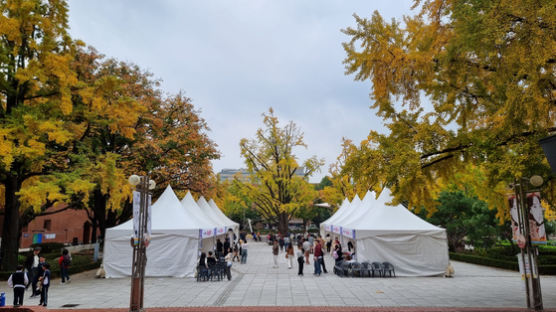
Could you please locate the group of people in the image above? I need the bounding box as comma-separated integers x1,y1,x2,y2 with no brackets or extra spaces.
270,233,352,277
198,236,250,281
214,237,248,264
6,246,72,307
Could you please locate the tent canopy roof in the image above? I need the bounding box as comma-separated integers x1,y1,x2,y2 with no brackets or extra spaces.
109,185,197,231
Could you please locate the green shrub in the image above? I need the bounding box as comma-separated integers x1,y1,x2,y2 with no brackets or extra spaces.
450,252,519,271
450,252,556,275
0,252,100,280
29,242,65,254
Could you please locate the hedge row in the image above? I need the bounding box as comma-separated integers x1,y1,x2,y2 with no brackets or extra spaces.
450,252,556,275
450,252,519,271
0,259,100,280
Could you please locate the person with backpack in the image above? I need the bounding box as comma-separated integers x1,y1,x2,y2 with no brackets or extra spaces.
7,264,29,307
58,249,71,284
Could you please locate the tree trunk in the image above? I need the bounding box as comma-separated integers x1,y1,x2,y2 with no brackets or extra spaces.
278,212,289,236
93,188,107,242
1,176,20,271
91,219,97,244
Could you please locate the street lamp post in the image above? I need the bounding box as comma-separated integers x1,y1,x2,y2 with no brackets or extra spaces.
513,175,544,311
128,174,155,312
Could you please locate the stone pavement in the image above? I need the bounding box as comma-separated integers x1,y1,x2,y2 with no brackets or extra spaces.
0,241,555,310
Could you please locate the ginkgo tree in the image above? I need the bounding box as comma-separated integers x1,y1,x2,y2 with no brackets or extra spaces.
0,1,220,270
0,0,86,270
239,109,323,234
340,0,556,216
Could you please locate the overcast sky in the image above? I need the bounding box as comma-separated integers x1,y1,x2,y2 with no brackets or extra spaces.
67,1,416,183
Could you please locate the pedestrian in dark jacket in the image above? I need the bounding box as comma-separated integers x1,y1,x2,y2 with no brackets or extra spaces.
7,264,28,307
216,239,223,257
24,247,41,297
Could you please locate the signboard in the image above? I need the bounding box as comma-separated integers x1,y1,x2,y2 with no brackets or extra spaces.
517,253,538,279
509,192,546,245
44,233,56,240
33,233,42,244
133,190,152,238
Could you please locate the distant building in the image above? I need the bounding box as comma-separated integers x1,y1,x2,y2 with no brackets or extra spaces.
218,167,306,182
218,168,251,182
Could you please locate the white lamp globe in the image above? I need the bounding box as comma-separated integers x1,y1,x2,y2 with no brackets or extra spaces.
148,179,156,190
128,175,140,186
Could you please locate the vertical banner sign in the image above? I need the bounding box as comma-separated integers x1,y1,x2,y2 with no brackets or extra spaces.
147,194,152,237
527,192,546,245
133,191,141,238
509,192,546,245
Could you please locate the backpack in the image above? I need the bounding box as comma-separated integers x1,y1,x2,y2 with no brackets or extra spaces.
62,255,71,266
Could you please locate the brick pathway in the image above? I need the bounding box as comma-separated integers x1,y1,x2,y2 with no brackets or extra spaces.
0,241,554,310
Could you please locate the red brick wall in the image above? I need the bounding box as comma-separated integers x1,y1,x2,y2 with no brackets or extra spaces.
20,204,98,248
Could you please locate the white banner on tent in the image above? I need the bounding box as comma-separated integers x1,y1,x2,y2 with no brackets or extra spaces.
216,227,226,236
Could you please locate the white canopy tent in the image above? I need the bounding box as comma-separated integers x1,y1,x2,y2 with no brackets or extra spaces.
320,197,350,237
208,198,240,239
339,189,449,276
103,185,200,278
181,191,226,253
198,196,239,239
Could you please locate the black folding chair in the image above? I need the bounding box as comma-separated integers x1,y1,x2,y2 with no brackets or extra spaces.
371,262,384,277
351,262,363,277
334,260,344,276
197,266,209,282
341,261,352,277
382,262,396,277
360,262,372,277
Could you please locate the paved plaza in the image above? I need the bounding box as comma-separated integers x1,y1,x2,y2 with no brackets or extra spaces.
1,241,555,310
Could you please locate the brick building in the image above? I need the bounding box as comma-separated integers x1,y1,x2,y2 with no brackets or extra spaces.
19,204,98,248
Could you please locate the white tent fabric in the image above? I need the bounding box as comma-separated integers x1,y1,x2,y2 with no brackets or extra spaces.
180,192,219,238
197,196,228,237
339,189,449,277
328,194,361,235
104,185,199,278
208,198,239,237
180,191,221,253
320,197,350,236
331,193,368,235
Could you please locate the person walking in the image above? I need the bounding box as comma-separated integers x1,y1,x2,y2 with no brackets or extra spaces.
333,244,343,265
326,234,332,253
272,240,279,268
278,235,285,252
224,248,233,281
38,263,50,307
313,240,323,276
58,249,71,284
302,238,311,264
240,240,249,264
232,242,240,262
296,244,304,276
316,240,327,273
216,238,223,258
24,247,41,297
285,244,294,269
7,264,28,307
224,238,231,258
